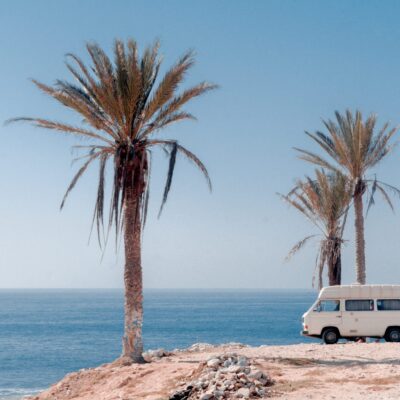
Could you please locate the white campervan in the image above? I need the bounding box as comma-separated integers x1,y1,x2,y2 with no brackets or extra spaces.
302,285,400,344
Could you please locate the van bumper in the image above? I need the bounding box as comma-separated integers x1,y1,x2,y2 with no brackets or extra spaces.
301,330,320,339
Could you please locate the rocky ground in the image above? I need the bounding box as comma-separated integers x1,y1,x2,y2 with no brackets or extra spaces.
28,342,400,400
169,352,274,399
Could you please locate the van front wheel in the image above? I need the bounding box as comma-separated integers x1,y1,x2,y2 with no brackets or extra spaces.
385,328,400,342
322,328,339,344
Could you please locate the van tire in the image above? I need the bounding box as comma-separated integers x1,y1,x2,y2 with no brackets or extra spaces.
322,328,339,344
385,327,400,342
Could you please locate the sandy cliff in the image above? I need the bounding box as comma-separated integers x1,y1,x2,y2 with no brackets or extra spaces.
28,342,400,400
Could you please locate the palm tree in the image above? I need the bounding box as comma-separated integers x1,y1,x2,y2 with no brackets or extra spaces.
296,110,399,284
280,170,353,288
9,40,217,363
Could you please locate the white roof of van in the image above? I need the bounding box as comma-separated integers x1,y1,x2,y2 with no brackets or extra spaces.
319,285,400,299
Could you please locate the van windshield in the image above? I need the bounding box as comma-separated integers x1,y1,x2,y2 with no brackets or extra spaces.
313,300,340,312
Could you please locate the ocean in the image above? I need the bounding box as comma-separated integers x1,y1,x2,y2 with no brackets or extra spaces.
0,289,317,399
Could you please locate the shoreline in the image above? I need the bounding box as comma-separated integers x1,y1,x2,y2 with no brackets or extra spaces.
20,342,400,399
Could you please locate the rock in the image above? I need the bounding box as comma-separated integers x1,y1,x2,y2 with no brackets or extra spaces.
200,393,214,400
238,357,249,366
257,388,266,396
143,348,169,359
207,372,216,379
188,343,214,352
236,387,250,398
248,370,263,380
169,385,193,400
227,365,242,373
225,342,248,348
207,358,221,369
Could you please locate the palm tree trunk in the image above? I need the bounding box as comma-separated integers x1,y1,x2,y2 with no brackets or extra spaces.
354,183,366,284
328,240,341,286
122,182,145,363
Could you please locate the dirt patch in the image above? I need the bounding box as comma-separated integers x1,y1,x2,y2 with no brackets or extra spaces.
266,357,318,366
273,378,325,393
361,375,400,385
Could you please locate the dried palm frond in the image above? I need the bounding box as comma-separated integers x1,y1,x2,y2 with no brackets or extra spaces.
365,176,400,216
285,235,318,262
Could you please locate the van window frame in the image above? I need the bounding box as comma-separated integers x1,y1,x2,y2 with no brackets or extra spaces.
313,299,341,312
345,299,374,312
377,299,400,311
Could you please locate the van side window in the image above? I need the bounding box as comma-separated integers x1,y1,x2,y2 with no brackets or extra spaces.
314,300,340,312
345,300,374,311
377,299,400,311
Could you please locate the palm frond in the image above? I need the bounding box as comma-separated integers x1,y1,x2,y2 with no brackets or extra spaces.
91,153,109,246
284,235,318,262
141,151,152,229
295,148,341,173
148,139,212,191
375,183,395,213
158,141,178,218
364,178,399,215
6,117,114,144
366,177,377,216
60,151,102,209
144,51,195,122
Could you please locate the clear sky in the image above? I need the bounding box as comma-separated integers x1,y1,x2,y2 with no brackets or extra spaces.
1,0,400,289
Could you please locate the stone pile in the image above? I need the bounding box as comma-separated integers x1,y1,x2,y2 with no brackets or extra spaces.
170,353,273,399
143,348,171,361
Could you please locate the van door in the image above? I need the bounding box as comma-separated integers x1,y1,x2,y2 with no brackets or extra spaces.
341,299,375,337
310,299,342,335
375,299,400,337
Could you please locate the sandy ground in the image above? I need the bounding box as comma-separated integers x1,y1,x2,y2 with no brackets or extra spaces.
28,342,400,400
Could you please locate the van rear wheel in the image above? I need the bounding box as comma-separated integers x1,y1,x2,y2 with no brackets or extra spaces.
385,328,400,342
322,328,339,344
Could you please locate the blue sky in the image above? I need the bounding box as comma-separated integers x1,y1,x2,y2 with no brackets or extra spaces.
1,0,400,289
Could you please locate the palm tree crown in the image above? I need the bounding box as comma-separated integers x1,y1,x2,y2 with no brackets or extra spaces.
11,40,216,239
297,110,397,177
281,170,353,288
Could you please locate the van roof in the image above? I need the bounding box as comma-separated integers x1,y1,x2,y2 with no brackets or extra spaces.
319,285,400,299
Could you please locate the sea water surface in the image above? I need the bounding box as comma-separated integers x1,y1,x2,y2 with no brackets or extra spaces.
0,289,317,399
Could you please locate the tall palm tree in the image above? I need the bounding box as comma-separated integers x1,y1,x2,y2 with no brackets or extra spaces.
296,110,399,284
280,170,353,288
9,40,216,363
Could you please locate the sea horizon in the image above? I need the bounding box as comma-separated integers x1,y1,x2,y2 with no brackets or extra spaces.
0,287,318,291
